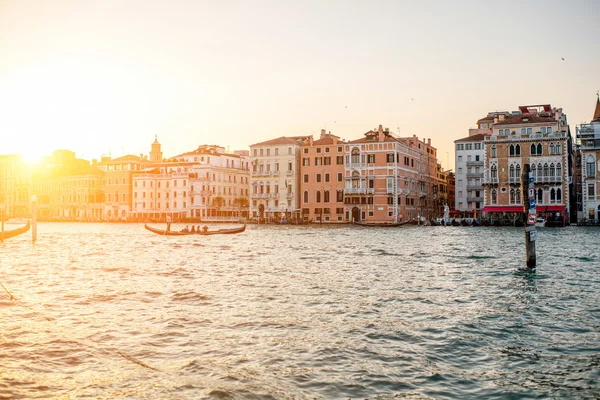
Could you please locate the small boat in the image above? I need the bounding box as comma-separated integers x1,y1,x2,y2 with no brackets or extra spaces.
144,223,246,236
451,218,461,226
535,217,546,228
353,220,410,227
1,221,31,240
460,219,472,226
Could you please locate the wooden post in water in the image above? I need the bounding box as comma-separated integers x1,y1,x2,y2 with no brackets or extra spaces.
31,195,37,244
522,164,536,268
1,207,4,243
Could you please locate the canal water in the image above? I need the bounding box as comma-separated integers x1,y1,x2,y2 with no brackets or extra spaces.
1,223,599,399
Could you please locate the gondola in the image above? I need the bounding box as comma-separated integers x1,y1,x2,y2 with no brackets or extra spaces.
144,223,246,236
353,220,410,227
0,221,31,241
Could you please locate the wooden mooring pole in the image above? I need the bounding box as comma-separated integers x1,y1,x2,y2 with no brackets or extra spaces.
522,164,536,268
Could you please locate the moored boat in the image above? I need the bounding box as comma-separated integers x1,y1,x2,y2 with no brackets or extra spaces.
144,223,246,236
353,220,410,227
0,221,31,241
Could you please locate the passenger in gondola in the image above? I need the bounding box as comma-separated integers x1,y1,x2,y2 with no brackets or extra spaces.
202,225,209,233
181,225,190,233
191,226,196,233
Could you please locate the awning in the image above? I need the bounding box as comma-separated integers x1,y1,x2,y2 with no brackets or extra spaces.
449,210,460,214
540,205,566,212
481,206,524,213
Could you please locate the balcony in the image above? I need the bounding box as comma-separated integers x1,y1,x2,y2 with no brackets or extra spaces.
508,176,521,184
272,171,280,177
467,184,483,190
466,161,484,167
251,193,271,199
483,177,499,184
347,163,364,170
286,193,293,198
251,171,271,177
286,170,294,176
534,175,563,183
344,188,367,195
467,196,483,202
466,172,484,178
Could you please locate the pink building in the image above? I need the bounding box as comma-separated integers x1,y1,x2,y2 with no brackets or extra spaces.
300,130,346,223
343,125,439,223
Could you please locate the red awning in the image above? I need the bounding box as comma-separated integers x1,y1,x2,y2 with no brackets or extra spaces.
541,205,566,212
449,210,460,214
481,206,524,213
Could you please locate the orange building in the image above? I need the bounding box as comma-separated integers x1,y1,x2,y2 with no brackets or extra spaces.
300,130,346,223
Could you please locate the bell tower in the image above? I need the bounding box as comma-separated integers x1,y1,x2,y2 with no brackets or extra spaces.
150,135,163,162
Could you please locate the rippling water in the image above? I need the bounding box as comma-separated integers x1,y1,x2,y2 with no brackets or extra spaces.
1,223,599,399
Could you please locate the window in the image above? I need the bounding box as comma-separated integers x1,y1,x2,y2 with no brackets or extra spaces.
288,148,292,155
337,190,344,202
475,143,481,150
336,156,344,165
316,147,321,153
588,184,595,199
303,148,308,154
458,156,462,162
324,191,330,203
302,158,310,166
457,144,464,151
351,148,360,164
537,188,543,204
303,191,308,203
475,155,480,161
386,153,395,163
324,157,331,165
275,148,279,155
316,174,322,183
315,157,322,166
586,156,595,177
491,145,496,158
531,143,536,155
537,143,542,155
303,174,309,183
509,145,515,157
515,144,521,156
316,191,321,203
325,173,330,183
368,154,375,163
491,189,497,204
288,162,293,171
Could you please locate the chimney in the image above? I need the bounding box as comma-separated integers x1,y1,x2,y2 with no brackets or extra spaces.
378,124,384,141
321,129,326,137
428,138,431,145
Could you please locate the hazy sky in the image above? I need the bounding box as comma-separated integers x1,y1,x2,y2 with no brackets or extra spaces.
1,0,599,169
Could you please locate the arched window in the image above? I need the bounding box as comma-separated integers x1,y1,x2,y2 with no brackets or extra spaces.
555,142,561,154
531,164,537,180
516,164,521,180
316,191,321,203
324,190,330,203
543,163,549,178
351,148,360,164
303,191,308,203
537,188,543,204
550,163,555,178
491,164,498,179
491,145,497,157
549,142,555,155
509,164,515,179
586,156,596,177
557,188,562,203
491,189,497,204
556,163,562,180
515,188,521,204
509,145,515,157
537,163,543,179
531,143,536,155
515,144,521,156
510,189,516,204
537,143,542,155
550,188,556,203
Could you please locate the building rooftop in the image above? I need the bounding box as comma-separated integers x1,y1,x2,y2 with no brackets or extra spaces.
493,114,556,125
455,133,485,143
251,136,310,146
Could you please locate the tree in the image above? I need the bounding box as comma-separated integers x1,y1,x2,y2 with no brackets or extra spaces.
233,197,249,218
212,196,225,217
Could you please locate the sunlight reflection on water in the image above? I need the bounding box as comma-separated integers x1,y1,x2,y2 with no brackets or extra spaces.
1,223,599,399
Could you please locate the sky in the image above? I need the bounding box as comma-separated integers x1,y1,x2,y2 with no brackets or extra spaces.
1,0,599,170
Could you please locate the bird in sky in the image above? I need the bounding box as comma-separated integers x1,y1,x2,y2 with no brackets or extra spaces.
562,57,565,60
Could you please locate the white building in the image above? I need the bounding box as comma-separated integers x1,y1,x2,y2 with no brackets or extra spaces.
454,133,486,214
249,136,309,221
131,140,250,221
577,97,600,223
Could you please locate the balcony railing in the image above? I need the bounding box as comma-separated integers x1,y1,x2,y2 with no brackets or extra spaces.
509,177,521,184
251,171,272,177
466,172,484,178
251,193,271,199
483,177,499,184
272,171,280,177
467,184,483,190
344,188,367,194
286,170,294,176
467,196,483,202
466,161,484,167
347,163,364,170
534,175,563,183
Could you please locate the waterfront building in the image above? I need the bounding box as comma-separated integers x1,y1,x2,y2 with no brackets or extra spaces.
249,136,309,221
447,171,455,212
300,130,346,223
344,125,437,223
576,96,600,223
131,140,250,221
0,154,30,219
435,163,449,216
96,154,147,221
454,134,485,215
482,104,573,226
